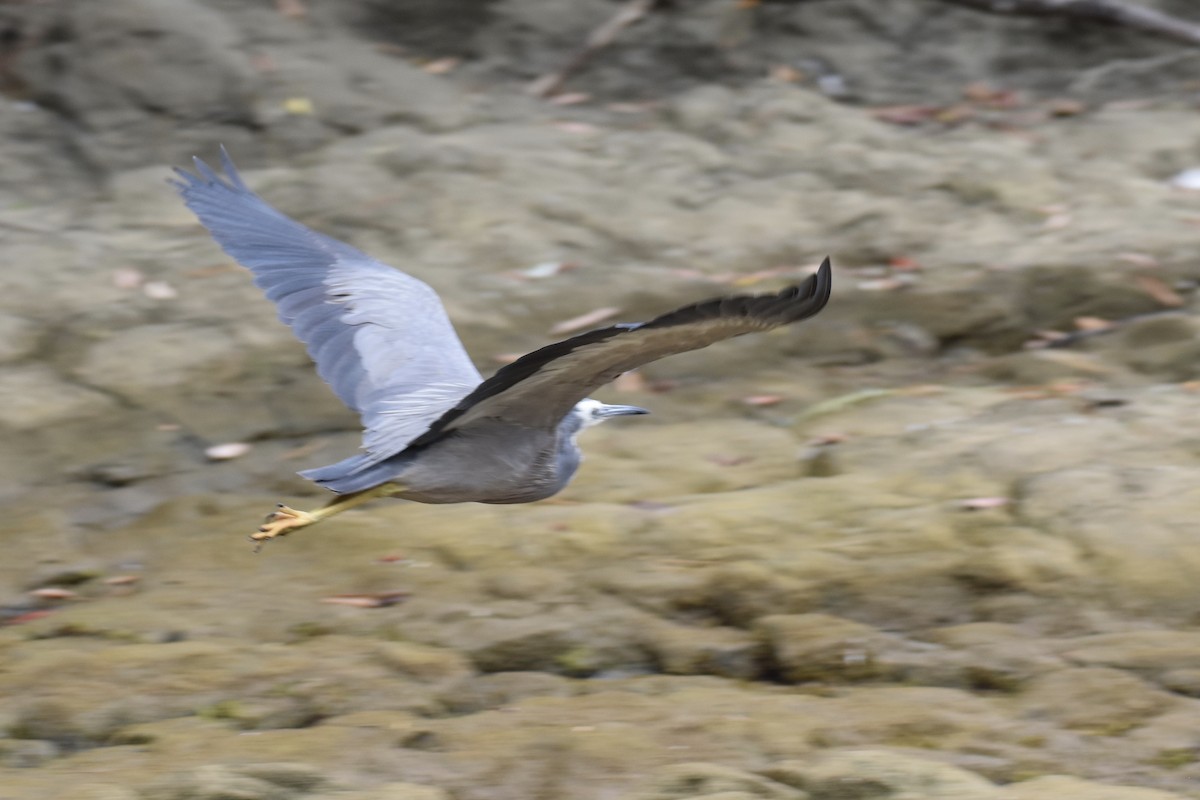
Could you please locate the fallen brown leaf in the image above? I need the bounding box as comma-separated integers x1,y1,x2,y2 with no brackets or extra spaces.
801,434,849,448
113,268,144,289
933,104,975,125
963,82,1021,108
322,592,409,608
1023,329,1069,349
1047,379,1091,395
872,105,940,126
742,394,783,407
548,92,591,106
989,89,1023,109
613,371,647,392
705,454,753,467
960,496,1009,511
422,57,460,75
1047,98,1086,116
550,121,599,135
1073,316,1112,332
1134,274,1185,307
888,256,922,272
29,588,77,600
549,307,621,335
768,64,802,83
962,82,997,102
807,433,847,446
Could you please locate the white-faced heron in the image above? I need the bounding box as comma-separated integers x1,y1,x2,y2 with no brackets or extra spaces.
173,149,832,546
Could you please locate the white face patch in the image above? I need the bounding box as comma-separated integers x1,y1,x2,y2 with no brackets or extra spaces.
573,398,608,429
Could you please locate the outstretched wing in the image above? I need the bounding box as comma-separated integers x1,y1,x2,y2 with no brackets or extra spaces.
172,148,482,463
409,258,832,446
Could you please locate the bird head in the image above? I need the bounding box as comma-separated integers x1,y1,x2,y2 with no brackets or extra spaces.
573,398,649,430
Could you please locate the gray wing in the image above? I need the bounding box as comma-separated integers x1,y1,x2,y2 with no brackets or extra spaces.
409,258,832,446
172,148,482,463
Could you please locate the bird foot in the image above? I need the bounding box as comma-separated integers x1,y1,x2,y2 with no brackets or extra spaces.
251,504,318,551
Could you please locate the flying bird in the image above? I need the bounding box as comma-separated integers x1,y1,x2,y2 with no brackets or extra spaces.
172,149,832,546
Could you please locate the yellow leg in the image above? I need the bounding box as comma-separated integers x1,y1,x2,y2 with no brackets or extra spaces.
251,483,402,550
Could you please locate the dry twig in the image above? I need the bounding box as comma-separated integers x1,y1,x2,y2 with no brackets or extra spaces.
940,0,1200,47
528,0,661,97
1033,309,1187,349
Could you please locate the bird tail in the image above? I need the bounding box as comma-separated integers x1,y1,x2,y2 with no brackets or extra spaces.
299,454,396,495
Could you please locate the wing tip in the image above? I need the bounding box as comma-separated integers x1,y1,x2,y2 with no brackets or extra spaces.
816,256,832,287
718,255,832,324
218,144,250,192
165,166,194,192
777,255,832,322
170,146,249,197
811,255,832,306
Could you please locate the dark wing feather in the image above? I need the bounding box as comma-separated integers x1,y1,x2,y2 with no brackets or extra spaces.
172,148,482,466
410,258,832,445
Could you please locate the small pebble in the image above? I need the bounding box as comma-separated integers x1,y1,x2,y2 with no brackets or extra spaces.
205,442,252,461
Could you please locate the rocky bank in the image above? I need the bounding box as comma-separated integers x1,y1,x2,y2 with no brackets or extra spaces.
3,1,1200,798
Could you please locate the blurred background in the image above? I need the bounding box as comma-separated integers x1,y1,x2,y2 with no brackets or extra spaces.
3,0,1200,798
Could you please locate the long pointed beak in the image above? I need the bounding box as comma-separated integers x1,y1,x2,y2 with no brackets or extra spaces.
597,404,650,418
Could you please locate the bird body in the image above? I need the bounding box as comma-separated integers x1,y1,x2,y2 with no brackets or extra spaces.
400,421,569,504
301,399,646,503
310,419,565,504
172,149,832,546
